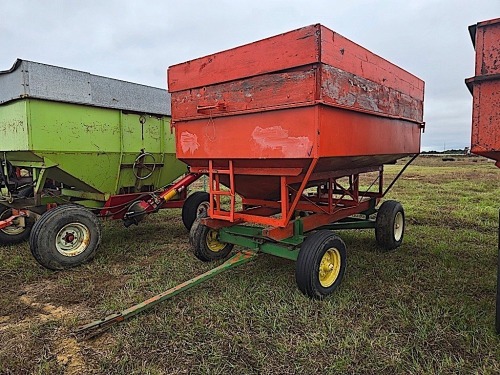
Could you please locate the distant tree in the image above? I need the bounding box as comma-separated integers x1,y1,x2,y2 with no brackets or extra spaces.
421,148,470,155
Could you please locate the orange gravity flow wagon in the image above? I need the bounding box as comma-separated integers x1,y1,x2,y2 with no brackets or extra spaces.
168,24,425,299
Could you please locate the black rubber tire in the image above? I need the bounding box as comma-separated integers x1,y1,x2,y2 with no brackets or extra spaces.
29,204,101,270
375,200,405,251
182,191,210,230
189,218,233,262
0,205,35,244
295,230,347,300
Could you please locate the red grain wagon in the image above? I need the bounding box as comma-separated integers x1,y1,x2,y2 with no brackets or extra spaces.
466,18,500,333
169,24,424,299
78,25,426,333
466,18,500,167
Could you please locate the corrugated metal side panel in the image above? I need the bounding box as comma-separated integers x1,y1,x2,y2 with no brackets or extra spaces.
0,60,170,115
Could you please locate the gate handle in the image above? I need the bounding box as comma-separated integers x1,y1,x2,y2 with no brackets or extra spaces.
197,102,227,113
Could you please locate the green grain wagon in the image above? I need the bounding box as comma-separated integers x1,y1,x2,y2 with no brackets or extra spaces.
0,59,207,269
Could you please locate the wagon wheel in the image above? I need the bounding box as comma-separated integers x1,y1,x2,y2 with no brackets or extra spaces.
182,191,210,230
0,205,35,244
375,200,405,251
189,218,233,262
29,205,101,270
132,152,156,180
295,230,347,299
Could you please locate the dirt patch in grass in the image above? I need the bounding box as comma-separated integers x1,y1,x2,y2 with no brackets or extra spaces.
54,337,86,375
18,284,74,320
0,282,86,371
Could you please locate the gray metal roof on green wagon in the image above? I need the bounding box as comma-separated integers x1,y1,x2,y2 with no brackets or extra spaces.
0,59,171,116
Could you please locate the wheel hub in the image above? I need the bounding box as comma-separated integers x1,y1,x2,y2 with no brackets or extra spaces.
205,229,225,252
319,248,341,288
197,202,210,218
55,223,90,257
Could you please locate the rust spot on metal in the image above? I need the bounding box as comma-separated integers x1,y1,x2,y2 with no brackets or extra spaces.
82,238,90,247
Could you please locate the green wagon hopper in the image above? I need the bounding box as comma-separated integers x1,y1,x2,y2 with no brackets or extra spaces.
0,59,207,269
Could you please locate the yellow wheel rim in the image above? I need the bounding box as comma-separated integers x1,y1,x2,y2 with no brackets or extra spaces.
205,229,226,252
319,248,342,288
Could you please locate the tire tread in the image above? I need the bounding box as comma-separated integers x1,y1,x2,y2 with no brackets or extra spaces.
182,192,210,230
375,200,405,251
295,230,346,300
30,204,101,270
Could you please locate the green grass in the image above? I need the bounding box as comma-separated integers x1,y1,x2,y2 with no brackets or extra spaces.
1,156,500,374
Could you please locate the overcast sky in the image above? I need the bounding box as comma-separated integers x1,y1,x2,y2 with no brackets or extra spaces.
1,1,498,151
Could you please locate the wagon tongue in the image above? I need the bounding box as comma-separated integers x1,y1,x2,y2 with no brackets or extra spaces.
76,251,257,338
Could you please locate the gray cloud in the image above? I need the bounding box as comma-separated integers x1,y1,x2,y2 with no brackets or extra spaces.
1,0,498,150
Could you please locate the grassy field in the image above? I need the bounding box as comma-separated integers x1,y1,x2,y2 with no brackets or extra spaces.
1,156,499,374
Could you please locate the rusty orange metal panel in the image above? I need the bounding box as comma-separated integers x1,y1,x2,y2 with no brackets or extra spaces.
470,18,500,76
169,24,424,125
175,106,319,160
319,64,423,122
318,25,424,101
317,106,421,157
171,62,423,123
175,105,421,161
467,18,500,165
168,25,320,92
168,24,424,102
470,80,500,162
171,67,317,121
175,105,420,201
